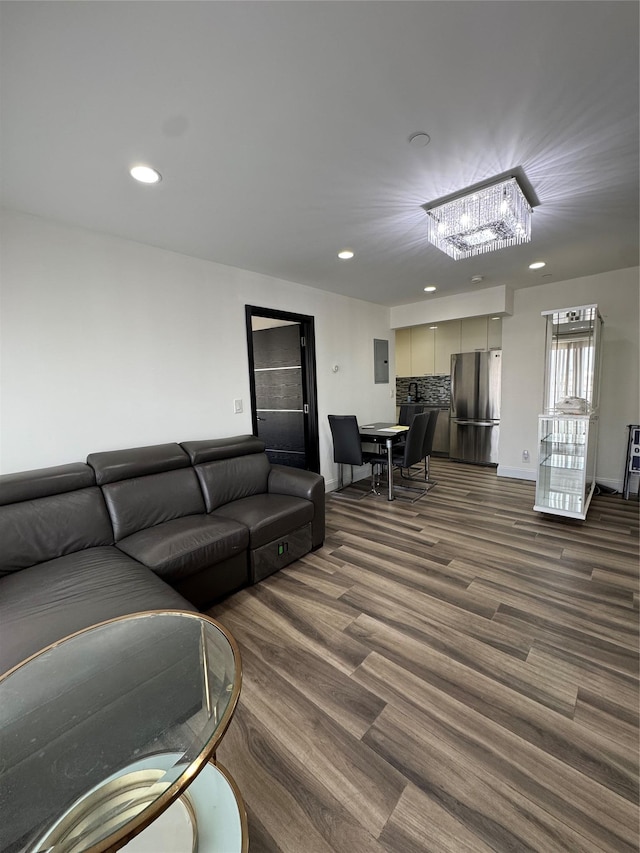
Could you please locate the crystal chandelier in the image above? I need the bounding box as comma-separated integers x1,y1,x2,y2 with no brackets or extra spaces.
424,176,532,260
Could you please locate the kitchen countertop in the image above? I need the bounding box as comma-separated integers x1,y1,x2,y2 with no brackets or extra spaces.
400,402,450,409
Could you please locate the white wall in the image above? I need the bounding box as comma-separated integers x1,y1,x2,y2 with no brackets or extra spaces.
499,267,639,490
0,210,394,484
3,211,636,492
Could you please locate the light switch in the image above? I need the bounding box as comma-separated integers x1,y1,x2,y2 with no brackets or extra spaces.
234,399,243,414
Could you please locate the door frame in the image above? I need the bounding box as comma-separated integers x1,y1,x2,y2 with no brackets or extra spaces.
245,305,320,473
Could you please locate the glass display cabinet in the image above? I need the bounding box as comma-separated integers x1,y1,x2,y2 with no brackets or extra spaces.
534,304,603,520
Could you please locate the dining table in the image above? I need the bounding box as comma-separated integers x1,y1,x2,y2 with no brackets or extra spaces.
358,421,410,501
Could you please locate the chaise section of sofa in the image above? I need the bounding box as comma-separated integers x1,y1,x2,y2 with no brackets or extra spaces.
182,435,325,583
0,462,194,675
87,443,250,607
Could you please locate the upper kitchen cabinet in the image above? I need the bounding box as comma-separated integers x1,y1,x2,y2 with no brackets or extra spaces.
460,316,502,351
460,316,488,351
434,321,461,374
396,316,501,377
394,325,435,376
488,316,502,349
395,328,412,376
410,325,436,375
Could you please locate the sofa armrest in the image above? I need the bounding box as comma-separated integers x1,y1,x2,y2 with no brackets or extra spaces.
268,466,325,549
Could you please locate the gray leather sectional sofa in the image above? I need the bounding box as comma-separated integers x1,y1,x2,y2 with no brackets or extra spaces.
0,434,325,675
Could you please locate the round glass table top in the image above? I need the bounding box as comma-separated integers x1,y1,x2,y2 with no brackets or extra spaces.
0,610,241,853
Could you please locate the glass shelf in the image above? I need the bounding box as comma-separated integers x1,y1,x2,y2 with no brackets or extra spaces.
539,453,585,470
540,432,587,446
542,491,585,513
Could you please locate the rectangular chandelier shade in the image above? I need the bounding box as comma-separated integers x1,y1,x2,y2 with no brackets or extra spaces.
424,176,532,260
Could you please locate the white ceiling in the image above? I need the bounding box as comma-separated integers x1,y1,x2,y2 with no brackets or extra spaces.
1,1,638,307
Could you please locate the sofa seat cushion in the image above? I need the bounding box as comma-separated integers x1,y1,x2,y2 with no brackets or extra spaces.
116,515,249,582
0,546,194,676
212,494,313,549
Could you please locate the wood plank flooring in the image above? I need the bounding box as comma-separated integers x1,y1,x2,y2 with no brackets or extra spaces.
208,460,639,852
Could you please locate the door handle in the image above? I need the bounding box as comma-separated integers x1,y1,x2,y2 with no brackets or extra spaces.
256,416,265,421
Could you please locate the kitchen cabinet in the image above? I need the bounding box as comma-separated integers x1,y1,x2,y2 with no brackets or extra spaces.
395,328,412,376
410,325,436,374
460,316,502,351
434,320,461,374
396,316,500,378
460,317,488,351
488,317,502,349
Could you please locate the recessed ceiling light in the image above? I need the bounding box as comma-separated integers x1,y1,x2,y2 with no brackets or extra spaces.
129,165,162,184
424,285,437,293
470,275,484,283
337,249,354,260
529,261,546,269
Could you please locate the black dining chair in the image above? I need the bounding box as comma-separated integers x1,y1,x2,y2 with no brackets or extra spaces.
328,415,382,498
398,409,439,490
422,409,439,486
398,403,425,426
378,411,429,502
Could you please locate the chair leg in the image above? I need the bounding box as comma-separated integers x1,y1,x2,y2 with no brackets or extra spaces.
402,456,437,489
395,468,428,491
334,462,379,500
391,468,428,502
424,455,437,486
370,462,382,496
336,463,353,492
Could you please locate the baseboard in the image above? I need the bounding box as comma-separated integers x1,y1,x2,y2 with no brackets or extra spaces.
497,466,536,481
595,476,625,494
325,465,371,493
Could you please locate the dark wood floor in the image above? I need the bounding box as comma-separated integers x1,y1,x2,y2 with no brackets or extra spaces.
208,460,639,853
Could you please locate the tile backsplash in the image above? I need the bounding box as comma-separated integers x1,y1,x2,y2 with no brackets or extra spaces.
396,374,451,407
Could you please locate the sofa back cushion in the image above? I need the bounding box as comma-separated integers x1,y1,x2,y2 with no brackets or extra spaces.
0,464,113,574
101,469,205,541
87,443,206,540
195,453,271,512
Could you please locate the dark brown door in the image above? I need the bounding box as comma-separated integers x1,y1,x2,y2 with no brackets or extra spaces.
246,308,320,473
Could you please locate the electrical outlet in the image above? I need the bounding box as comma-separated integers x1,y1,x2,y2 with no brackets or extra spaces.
234,399,243,414
522,449,530,462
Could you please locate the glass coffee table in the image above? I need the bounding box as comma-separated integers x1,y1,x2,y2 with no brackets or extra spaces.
0,610,247,853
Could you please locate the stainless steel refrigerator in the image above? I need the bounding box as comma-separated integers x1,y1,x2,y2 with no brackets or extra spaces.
449,350,502,466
